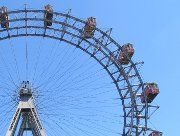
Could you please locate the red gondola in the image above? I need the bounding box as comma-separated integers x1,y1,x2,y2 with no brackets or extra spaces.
44,4,53,27
118,43,134,65
141,83,159,103
0,6,9,28
84,17,96,39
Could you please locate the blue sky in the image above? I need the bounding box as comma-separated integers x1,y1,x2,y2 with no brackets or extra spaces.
0,0,180,135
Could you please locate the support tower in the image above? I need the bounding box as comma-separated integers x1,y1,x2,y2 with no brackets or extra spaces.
6,81,46,136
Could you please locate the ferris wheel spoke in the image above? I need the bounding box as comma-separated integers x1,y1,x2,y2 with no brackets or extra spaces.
0,101,16,111
0,82,17,91
54,117,99,136
36,85,115,108
0,48,18,88
66,113,120,135
32,39,64,86
41,119,63,136
39,101,120,116
38,77,113,97
8,39,21,84
46,63,105,92
0,115,13,134
41,55,93,90
24,36,29,81
43,117,75,136
59,121,86,136
0,51,18,86
39,102,121,123
38,67,112,97
62,116,111,136
31,38,43,84
57,73,110,94
58,81,113,98
35,45,79,90
0,103,16,123
53,109,121,126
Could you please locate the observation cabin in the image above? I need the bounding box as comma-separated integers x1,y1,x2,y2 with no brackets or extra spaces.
0,6,9,28
141,83,160,103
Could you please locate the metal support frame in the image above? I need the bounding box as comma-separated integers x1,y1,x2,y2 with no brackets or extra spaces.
6,81,46,136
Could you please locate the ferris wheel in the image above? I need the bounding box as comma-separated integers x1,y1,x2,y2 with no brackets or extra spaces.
0,5,162,136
